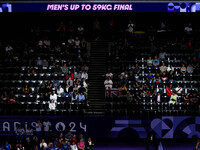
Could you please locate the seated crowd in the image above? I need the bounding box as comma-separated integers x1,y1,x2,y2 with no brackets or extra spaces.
0,20,89,113
104,20,200,114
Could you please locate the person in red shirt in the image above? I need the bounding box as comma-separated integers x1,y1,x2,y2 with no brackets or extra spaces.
70,134,77,144
66,70,74,80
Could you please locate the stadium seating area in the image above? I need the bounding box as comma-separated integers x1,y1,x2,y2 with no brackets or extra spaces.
105,19,200,116
0,18,89,115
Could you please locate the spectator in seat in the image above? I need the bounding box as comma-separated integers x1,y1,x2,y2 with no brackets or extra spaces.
22,85,29,95
133,91,141,103
5,44,13,54
74,37,81,49
2,141,12,150
119,83,127,97
61,140,70,150
160,63,167,73
78,25,84,34
70,134,78,144
190,92,199,104
128,71,135,83
81,37,87,48
180,64,187,75
187,63,194,74
50,90,57,103
66,77,73,87
82,63,89,73
149,85,156,96
147,56,153,67
81,71,88,80
54,64,62,74
52,80,60,88
78,92,85,104
105,70,113,79
86,137,95,150
71,92,78,106
65,131,73,142
62,63,68,75
127,20,134,33
24,137,33,150
79,84,86,94
133,63,141,74
8,90,16,103
104,77,113,89
55,43,61,53
42,59,48,69
70,141,78,150
184,93,190,103
169,91,178,104
161,71,168,82
83,79,88,89
77,139,85,150
40,139,48,150
53,138,59,148
156,92,161,103
146,72,154,83
192,56,199,69
44,37,51,49
159,50,167,62
49,56,55,67
167,64,174,75
74,71,82,80
1,91,8,102
33,137,40,149
175,84,183,95
68,36,75,48
133,81,140,89
66,70,74,80
57,85,64,96
48,143,55,150
36,57,43,67
153,56,160,68
184,23,192,35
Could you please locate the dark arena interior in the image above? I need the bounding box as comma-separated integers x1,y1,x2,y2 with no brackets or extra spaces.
0,6,200,150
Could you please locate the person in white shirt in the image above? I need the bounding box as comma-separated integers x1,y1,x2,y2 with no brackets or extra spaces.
40,139,48,149
128,20,134,33
49,100,56,110
68,37,75,47
43,118,51,140
184,23,192,35
83,78,88,89
175,84,183,95
35,120,42,141
50,91,57,103
81,71,88,80
74,37,80,48
104,77,113,89
105,70,113,79
15,125,25,142
57,85,64,96
5,44,13,53
70,142,78,150
77,25,84,34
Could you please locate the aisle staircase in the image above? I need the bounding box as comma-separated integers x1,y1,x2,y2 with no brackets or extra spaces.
86,40,108,115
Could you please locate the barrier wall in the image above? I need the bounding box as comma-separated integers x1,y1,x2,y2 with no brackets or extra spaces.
0,116,200,139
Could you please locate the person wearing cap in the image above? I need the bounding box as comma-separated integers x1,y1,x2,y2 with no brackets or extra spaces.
169,91,178,104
